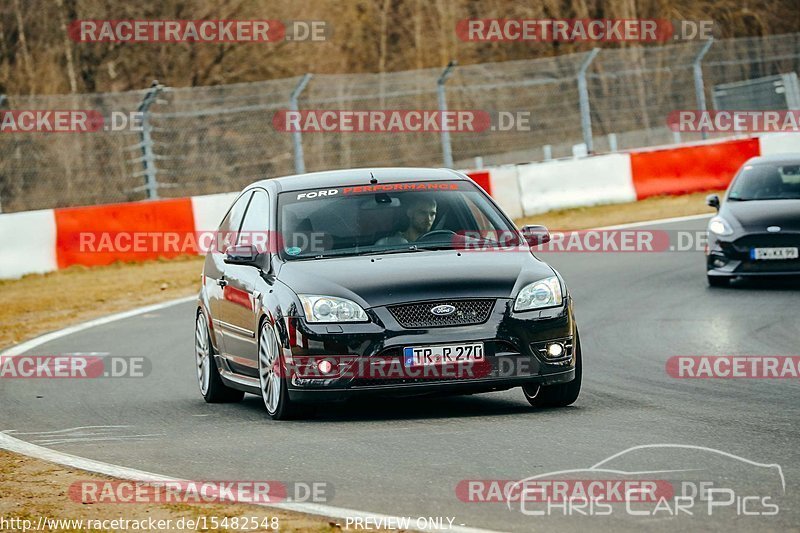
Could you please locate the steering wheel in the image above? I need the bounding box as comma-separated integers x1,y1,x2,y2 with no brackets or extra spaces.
415,230,457,243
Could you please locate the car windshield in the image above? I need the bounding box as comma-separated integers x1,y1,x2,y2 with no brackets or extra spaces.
277,180,522,259
728,163,800,201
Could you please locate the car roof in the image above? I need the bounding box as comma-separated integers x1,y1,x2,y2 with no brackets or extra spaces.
245,167,467,193
743,153,800,166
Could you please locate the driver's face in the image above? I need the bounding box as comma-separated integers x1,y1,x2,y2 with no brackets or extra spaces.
409,202,437,234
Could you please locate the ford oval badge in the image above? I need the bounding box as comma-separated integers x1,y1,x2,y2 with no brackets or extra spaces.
430,304,456,316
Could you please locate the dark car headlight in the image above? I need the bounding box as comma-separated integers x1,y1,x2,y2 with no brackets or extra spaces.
299,295,369,323
514,276,563,311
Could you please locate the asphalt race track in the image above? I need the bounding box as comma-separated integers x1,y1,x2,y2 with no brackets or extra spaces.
2,216,799,532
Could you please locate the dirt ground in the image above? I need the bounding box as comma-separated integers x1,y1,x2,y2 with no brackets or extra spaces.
0,191,719,531
517,190,719,230
0,450,357,532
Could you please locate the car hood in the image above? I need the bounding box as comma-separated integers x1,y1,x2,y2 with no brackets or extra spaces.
276,249,556,308
724,200,800,232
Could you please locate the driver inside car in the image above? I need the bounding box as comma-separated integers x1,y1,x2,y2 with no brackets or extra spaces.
375,195,437,245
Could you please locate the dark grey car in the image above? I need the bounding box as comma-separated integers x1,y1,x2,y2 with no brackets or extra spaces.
706,154,800,286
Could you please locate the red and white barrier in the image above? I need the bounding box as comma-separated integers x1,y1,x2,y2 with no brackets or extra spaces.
0,209,57,278
470,133,800,218
629,137,760,199
515,153,637,215
758,132,800,155
1,133,798,279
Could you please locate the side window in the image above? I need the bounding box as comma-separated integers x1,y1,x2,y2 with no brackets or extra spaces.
238,190,270,252
216,192,252,253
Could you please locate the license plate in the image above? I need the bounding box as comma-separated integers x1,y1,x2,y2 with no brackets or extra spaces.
751,247,799,260
403,343,484,368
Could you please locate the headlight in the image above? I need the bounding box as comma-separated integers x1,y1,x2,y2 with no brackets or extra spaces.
708,216,734,236
514,276,563,312
299,295,368,323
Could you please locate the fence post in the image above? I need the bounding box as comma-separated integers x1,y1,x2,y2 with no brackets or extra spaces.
290,74,313,174
577,48,601,154
608,133,618,152
437,60,457,168
693,39,714,140
137,80,164,200
0,94,5,212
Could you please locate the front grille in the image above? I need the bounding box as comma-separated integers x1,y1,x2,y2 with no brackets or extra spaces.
739,259,800,273
730,233,800,251
388,299,495,328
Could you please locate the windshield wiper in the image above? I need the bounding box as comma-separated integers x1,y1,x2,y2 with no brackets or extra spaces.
413,244,461,251
360,246,428,256
730,196,798,201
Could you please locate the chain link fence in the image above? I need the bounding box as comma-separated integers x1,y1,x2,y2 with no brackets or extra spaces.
1,33,798,213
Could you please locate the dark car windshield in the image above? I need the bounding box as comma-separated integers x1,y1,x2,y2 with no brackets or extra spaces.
277,180,521,259
728,163,800,201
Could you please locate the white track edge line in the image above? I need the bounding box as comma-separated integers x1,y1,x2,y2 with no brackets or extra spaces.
0,432,498,533
594,212,713,230
0,295,197,357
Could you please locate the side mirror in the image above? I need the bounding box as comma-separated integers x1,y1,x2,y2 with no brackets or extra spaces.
706,194,720,210
521,225,551,247
224,244,263,267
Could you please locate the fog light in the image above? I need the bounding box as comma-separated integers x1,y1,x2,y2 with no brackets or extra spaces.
712,257,728,268
318,360,333,374
546,343,564,358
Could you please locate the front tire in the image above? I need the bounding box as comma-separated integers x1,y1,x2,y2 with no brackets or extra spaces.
523,333,582,408
195,310,244,403
258,321,301,420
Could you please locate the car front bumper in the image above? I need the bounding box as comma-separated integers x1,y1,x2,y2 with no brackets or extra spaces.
707,232,800,277
282,297,578,402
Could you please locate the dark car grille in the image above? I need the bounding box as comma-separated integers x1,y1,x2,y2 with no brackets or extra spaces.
732,233,800,249
739,259,800,273
720,233,800,272
388,299,495,328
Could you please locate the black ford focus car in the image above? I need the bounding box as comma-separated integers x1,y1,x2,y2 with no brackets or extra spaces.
195,168,581,419
706,154,800,287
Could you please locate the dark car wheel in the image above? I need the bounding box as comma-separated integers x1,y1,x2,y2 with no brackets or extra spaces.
707,275,731,287
195,310,245,403
258,321,302,420
523,333,582,408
